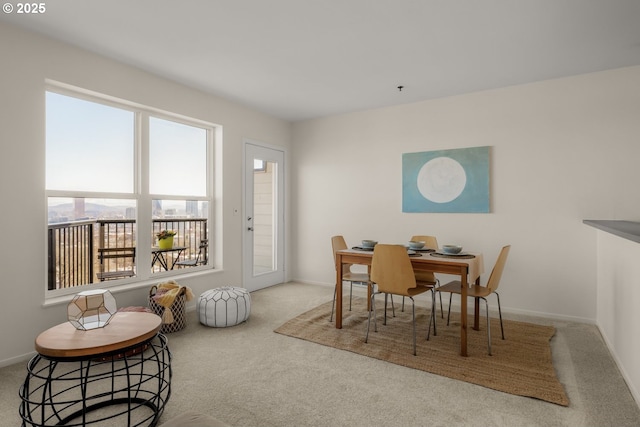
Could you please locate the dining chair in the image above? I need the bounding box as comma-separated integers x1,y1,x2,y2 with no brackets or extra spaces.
330,235,371,322
365,244,434,356
438,245,511,355
408,235,443,319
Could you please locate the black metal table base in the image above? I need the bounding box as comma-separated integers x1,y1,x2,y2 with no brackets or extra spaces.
19,334,171,427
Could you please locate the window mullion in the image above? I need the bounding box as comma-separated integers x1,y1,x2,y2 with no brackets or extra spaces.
137,112,152,279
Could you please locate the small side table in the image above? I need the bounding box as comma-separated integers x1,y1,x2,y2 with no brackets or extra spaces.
151,246,187,271
19,312,171,427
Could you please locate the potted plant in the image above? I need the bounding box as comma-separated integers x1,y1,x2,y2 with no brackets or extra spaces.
156,230,177,249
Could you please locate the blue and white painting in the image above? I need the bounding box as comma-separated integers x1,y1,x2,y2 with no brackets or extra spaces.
402,146,490,213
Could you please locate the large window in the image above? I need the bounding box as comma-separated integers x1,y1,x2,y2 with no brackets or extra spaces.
46,86,214,295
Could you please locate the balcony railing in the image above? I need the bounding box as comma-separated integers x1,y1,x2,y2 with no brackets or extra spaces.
47,218,208,290
47,220,95,289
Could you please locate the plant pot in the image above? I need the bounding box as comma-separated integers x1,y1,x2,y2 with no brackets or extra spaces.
158,236,174,250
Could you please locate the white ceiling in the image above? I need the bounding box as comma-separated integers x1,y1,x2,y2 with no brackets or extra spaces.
3,0,640,122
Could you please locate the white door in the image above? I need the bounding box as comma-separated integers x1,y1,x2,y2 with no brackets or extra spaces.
243,142,285,291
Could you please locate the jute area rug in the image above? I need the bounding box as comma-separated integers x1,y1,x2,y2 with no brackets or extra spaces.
275,297,569,406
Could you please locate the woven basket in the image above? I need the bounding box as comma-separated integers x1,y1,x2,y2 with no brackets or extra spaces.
149,285,187,334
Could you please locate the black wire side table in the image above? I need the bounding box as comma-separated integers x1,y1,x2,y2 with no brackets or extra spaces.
19,312,172,427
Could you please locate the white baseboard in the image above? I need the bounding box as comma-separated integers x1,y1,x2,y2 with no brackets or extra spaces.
0,351,35,369
597,323,640,407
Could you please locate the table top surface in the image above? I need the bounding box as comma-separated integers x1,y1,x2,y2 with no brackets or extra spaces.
152,246,187,252
337,248,485,282
35,311,162,359
339,247,478,260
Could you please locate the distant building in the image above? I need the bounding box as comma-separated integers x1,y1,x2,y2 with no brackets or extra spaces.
152,199,162,217
74,198,85,220
186,201,199,217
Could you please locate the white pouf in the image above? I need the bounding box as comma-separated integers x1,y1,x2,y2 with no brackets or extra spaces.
198,286,251,327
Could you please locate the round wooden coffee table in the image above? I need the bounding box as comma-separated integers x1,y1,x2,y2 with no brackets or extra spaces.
19,311,171,427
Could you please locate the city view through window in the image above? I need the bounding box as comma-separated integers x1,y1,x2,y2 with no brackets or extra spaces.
46,88,212,291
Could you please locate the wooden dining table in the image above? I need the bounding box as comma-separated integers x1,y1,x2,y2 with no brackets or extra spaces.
335,248,484,356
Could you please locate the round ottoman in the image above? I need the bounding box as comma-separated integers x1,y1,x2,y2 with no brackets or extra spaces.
198,286,251,327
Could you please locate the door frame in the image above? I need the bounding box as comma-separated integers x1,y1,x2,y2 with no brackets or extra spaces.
242,139,286,291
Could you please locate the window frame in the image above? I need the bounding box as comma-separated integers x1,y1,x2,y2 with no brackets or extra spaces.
45,82,217,299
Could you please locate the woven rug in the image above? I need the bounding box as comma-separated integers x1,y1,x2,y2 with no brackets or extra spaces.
275,297,569,406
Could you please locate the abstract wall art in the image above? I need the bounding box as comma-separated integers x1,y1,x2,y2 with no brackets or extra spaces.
402,146,490,213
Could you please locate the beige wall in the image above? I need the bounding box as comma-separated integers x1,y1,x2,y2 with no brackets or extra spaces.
0,22,291,366
291,66,640,322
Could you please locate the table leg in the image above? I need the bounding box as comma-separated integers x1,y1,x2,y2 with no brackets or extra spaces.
152,252,169,270
336,255,343,329
159,254,169,270
168,251,181,270
151,253,159,268
460,267,468,357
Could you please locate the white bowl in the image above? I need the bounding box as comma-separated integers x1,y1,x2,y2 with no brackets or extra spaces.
442,245,463,254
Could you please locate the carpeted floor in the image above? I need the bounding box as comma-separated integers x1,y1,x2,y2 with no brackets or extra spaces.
276,296,568,406
3,282,640,426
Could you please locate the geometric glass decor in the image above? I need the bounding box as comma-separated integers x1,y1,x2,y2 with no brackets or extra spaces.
67,289,118,330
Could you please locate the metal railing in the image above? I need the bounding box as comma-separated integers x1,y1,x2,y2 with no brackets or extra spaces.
96,219,137,281
47,218,208,290
47,220,95,290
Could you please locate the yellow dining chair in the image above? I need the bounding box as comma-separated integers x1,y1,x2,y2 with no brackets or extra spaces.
365,244,433,356
438,245,511,355
330,235,371,322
